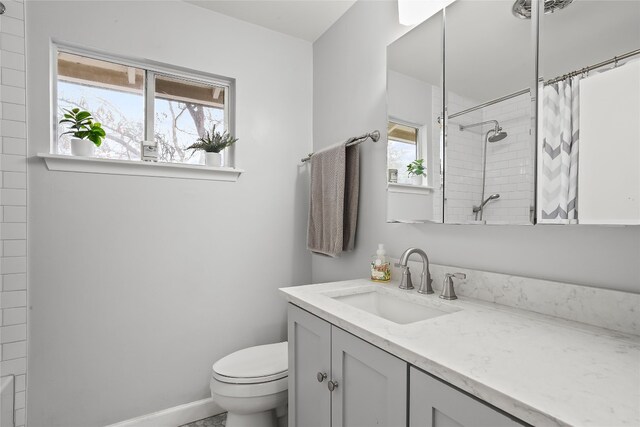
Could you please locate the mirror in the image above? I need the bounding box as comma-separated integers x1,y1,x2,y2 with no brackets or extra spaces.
386,11,444,223
443,0,535,224
537,0,640,225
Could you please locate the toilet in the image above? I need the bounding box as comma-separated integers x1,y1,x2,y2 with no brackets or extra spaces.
210,342,288,427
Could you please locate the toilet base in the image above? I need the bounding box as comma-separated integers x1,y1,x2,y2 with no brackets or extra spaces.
226,409,276,427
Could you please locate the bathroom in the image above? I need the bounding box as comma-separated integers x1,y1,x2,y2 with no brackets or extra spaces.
0,0,638,426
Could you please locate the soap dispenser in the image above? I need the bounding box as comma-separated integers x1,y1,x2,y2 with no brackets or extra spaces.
370,244,391,282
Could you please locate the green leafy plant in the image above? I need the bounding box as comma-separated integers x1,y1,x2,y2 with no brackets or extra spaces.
186,124,238,153
58,108,106,147
407,159,426,177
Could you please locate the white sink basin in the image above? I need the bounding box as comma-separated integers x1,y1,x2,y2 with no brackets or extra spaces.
331,288,458,324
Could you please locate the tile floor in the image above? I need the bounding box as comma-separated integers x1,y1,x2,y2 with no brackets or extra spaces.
180,412,226,427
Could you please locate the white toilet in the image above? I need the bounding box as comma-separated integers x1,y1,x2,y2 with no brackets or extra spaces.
210,342,288,427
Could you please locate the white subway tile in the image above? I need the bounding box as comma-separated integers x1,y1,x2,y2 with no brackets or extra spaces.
0,356,26,375
2,340,25,360
0,86,24,105
0,68,25,88
0,324,25,343
0,154,26,172
13,390,25,409
3,206,25,222
2,103,26,121
0,188,26,205
0,290,26,308
0,119,26,138
0,16,24,37
1,257,25,274
3,273,26,290
0,51,25,71
15,408,25,427
14,374,25,392
0,0,24,20
2,307,26,325
2,241,24,258
3,171,25,188
0,33,24,54
0,223,26,240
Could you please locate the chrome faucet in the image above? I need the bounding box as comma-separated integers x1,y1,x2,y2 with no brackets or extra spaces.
395,248,433,294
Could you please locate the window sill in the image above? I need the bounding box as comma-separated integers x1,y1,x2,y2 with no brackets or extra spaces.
37,154,243,182
387,182,435,195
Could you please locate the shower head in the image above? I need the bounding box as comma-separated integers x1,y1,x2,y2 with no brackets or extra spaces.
473,194,501,213
488,128,508,142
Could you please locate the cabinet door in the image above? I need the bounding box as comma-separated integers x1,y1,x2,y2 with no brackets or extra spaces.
331,327,407,427
409,367,524,427
288,304,332,427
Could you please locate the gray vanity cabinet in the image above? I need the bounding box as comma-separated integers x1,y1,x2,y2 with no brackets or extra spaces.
288,304,407,427
331,326,407,427
409,367,523,427
288,304,332,427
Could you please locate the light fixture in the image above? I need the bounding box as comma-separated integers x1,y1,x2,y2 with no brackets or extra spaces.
397,0,456,26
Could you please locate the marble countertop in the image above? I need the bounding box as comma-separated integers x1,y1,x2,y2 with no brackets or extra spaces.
280,279,640,427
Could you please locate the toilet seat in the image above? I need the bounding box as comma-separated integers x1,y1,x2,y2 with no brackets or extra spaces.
211,375,288,398
212,342,288,385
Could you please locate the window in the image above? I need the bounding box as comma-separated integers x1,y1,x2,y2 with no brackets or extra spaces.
55,48,231,165
387,121,420,184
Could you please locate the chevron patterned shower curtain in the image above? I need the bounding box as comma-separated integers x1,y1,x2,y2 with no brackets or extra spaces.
540,77,580,223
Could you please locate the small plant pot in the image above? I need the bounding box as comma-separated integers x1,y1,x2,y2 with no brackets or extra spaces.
205,152,222,167
411,175,423,186
70,138,96,157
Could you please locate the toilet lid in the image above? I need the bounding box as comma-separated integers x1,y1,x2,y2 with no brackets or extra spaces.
212,342,288,384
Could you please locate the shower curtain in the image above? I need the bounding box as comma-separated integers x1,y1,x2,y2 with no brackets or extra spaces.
540,77,580,223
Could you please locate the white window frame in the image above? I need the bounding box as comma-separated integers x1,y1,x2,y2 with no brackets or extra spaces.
388,118,424,160
387,118,427,185
50,40,236,166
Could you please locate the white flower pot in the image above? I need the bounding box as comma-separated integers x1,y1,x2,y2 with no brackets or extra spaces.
411,175,423,186
70,138,95,157
205,152,222,167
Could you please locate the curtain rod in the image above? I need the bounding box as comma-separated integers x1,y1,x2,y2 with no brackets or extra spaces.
443,48,640,121
301,130,380,163
544,48,640,85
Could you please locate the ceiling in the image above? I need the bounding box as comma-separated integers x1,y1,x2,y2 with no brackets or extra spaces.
388,0,640,103
185,0,357,42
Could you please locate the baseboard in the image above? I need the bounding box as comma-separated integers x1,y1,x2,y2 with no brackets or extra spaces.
106,397,224,427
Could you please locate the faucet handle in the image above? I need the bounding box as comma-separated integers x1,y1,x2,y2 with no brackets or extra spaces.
440,272,465,300
398,265,414,290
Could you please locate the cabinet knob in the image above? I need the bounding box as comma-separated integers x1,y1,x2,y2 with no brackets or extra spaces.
327,380,338,391
316,372,327,383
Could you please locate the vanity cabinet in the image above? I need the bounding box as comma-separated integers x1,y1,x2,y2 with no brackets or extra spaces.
410,367,523,427
288,304,407,427
288,303,331,426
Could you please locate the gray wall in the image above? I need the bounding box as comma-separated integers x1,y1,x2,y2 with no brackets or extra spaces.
26,1,311,426
311,0,640,293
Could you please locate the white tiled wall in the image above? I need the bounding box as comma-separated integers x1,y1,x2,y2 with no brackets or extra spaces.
445,91,534,224
0,1,28,426
481,93,534,224
445,92,484,223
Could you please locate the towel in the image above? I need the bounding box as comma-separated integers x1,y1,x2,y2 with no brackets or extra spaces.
307,142,360,257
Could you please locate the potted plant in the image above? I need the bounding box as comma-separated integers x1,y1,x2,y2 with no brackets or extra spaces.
186,124,238,167
407,159,426,186
59,108,106,157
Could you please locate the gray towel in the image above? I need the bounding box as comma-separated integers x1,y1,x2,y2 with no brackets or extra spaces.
307,142,360,257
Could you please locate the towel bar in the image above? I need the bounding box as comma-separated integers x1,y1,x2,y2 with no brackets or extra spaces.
301,130,380,163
